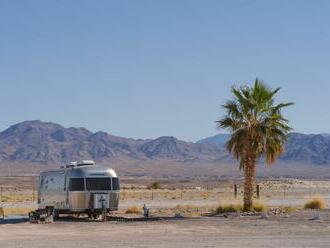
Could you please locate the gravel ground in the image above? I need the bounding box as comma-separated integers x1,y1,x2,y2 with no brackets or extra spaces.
1,211,330,248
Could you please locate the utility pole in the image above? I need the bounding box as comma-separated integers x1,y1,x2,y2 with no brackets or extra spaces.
256,184,260,199
181,185,183,200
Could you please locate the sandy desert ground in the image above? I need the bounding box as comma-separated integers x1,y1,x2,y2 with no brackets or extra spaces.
2,177,330,215
2,177,330,247
1,211,330,248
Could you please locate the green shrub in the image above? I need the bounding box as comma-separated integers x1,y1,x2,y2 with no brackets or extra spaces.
304,197,326,210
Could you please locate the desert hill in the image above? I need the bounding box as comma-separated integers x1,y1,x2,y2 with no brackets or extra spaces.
0,120,329,178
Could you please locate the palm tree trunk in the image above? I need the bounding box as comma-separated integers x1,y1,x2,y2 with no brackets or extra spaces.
243,157,256,211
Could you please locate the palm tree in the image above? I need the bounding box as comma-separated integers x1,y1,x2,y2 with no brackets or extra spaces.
217,79,293,211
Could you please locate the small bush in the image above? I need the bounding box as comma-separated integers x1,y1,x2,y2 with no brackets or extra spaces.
214,203,268,214
215,204,242,214
253,202,267,212
304,197,326,210
148,181,161,189
125,206,142,214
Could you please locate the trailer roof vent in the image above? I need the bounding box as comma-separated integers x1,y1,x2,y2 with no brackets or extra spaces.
77,160,95,166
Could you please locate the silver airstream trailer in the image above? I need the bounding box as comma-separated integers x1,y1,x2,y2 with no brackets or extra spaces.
31,160,120,221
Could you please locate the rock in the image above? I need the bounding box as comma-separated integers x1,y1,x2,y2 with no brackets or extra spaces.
174,213,184,218
240,211,259,217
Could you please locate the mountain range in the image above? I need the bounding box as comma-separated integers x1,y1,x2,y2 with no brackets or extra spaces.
198,132,330,165
0,120,330,177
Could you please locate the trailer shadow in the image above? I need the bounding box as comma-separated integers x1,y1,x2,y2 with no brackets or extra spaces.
0,215,198,224
55,215,191,223
55,215,97,222
0,216,29,224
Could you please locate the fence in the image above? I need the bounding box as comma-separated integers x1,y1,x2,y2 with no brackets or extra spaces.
1,177,330,208
119,181,330,207
0,176,37,207
0,186,36,203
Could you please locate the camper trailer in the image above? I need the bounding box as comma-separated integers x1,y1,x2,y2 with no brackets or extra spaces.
30,160,120,221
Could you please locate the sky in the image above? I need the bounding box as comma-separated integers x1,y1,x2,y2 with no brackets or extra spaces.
0,0,330,141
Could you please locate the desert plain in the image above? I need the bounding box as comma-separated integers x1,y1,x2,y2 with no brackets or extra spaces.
1,177,330,247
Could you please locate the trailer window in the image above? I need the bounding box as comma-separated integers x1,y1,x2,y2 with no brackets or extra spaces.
112,178,120,190
86,178,111,191
69,178,85,191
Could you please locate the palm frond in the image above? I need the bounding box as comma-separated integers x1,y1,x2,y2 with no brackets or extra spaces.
222,100,243,119
216,78,294,167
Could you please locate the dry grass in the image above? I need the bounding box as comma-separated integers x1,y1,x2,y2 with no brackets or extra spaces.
304,197,326,210
175,204,195,211
213,202,267,214
3,207,35,216
125,206,142,214
0,194,35,202
281,206,298,213
174,204,203,217
253,202,267,212
214,204,243,214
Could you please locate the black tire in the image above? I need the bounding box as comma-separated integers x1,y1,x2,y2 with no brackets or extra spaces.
45,207,55,223
53,210,59,220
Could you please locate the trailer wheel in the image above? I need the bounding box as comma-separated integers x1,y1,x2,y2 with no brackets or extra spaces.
45,207,55,223
29,211,39,223
47,214,54,223
53,210,59,220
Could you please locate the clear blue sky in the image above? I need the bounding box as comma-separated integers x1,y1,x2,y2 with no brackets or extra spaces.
0,0,329,141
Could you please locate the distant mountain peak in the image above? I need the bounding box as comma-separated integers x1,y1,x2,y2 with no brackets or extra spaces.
197,134,230,145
